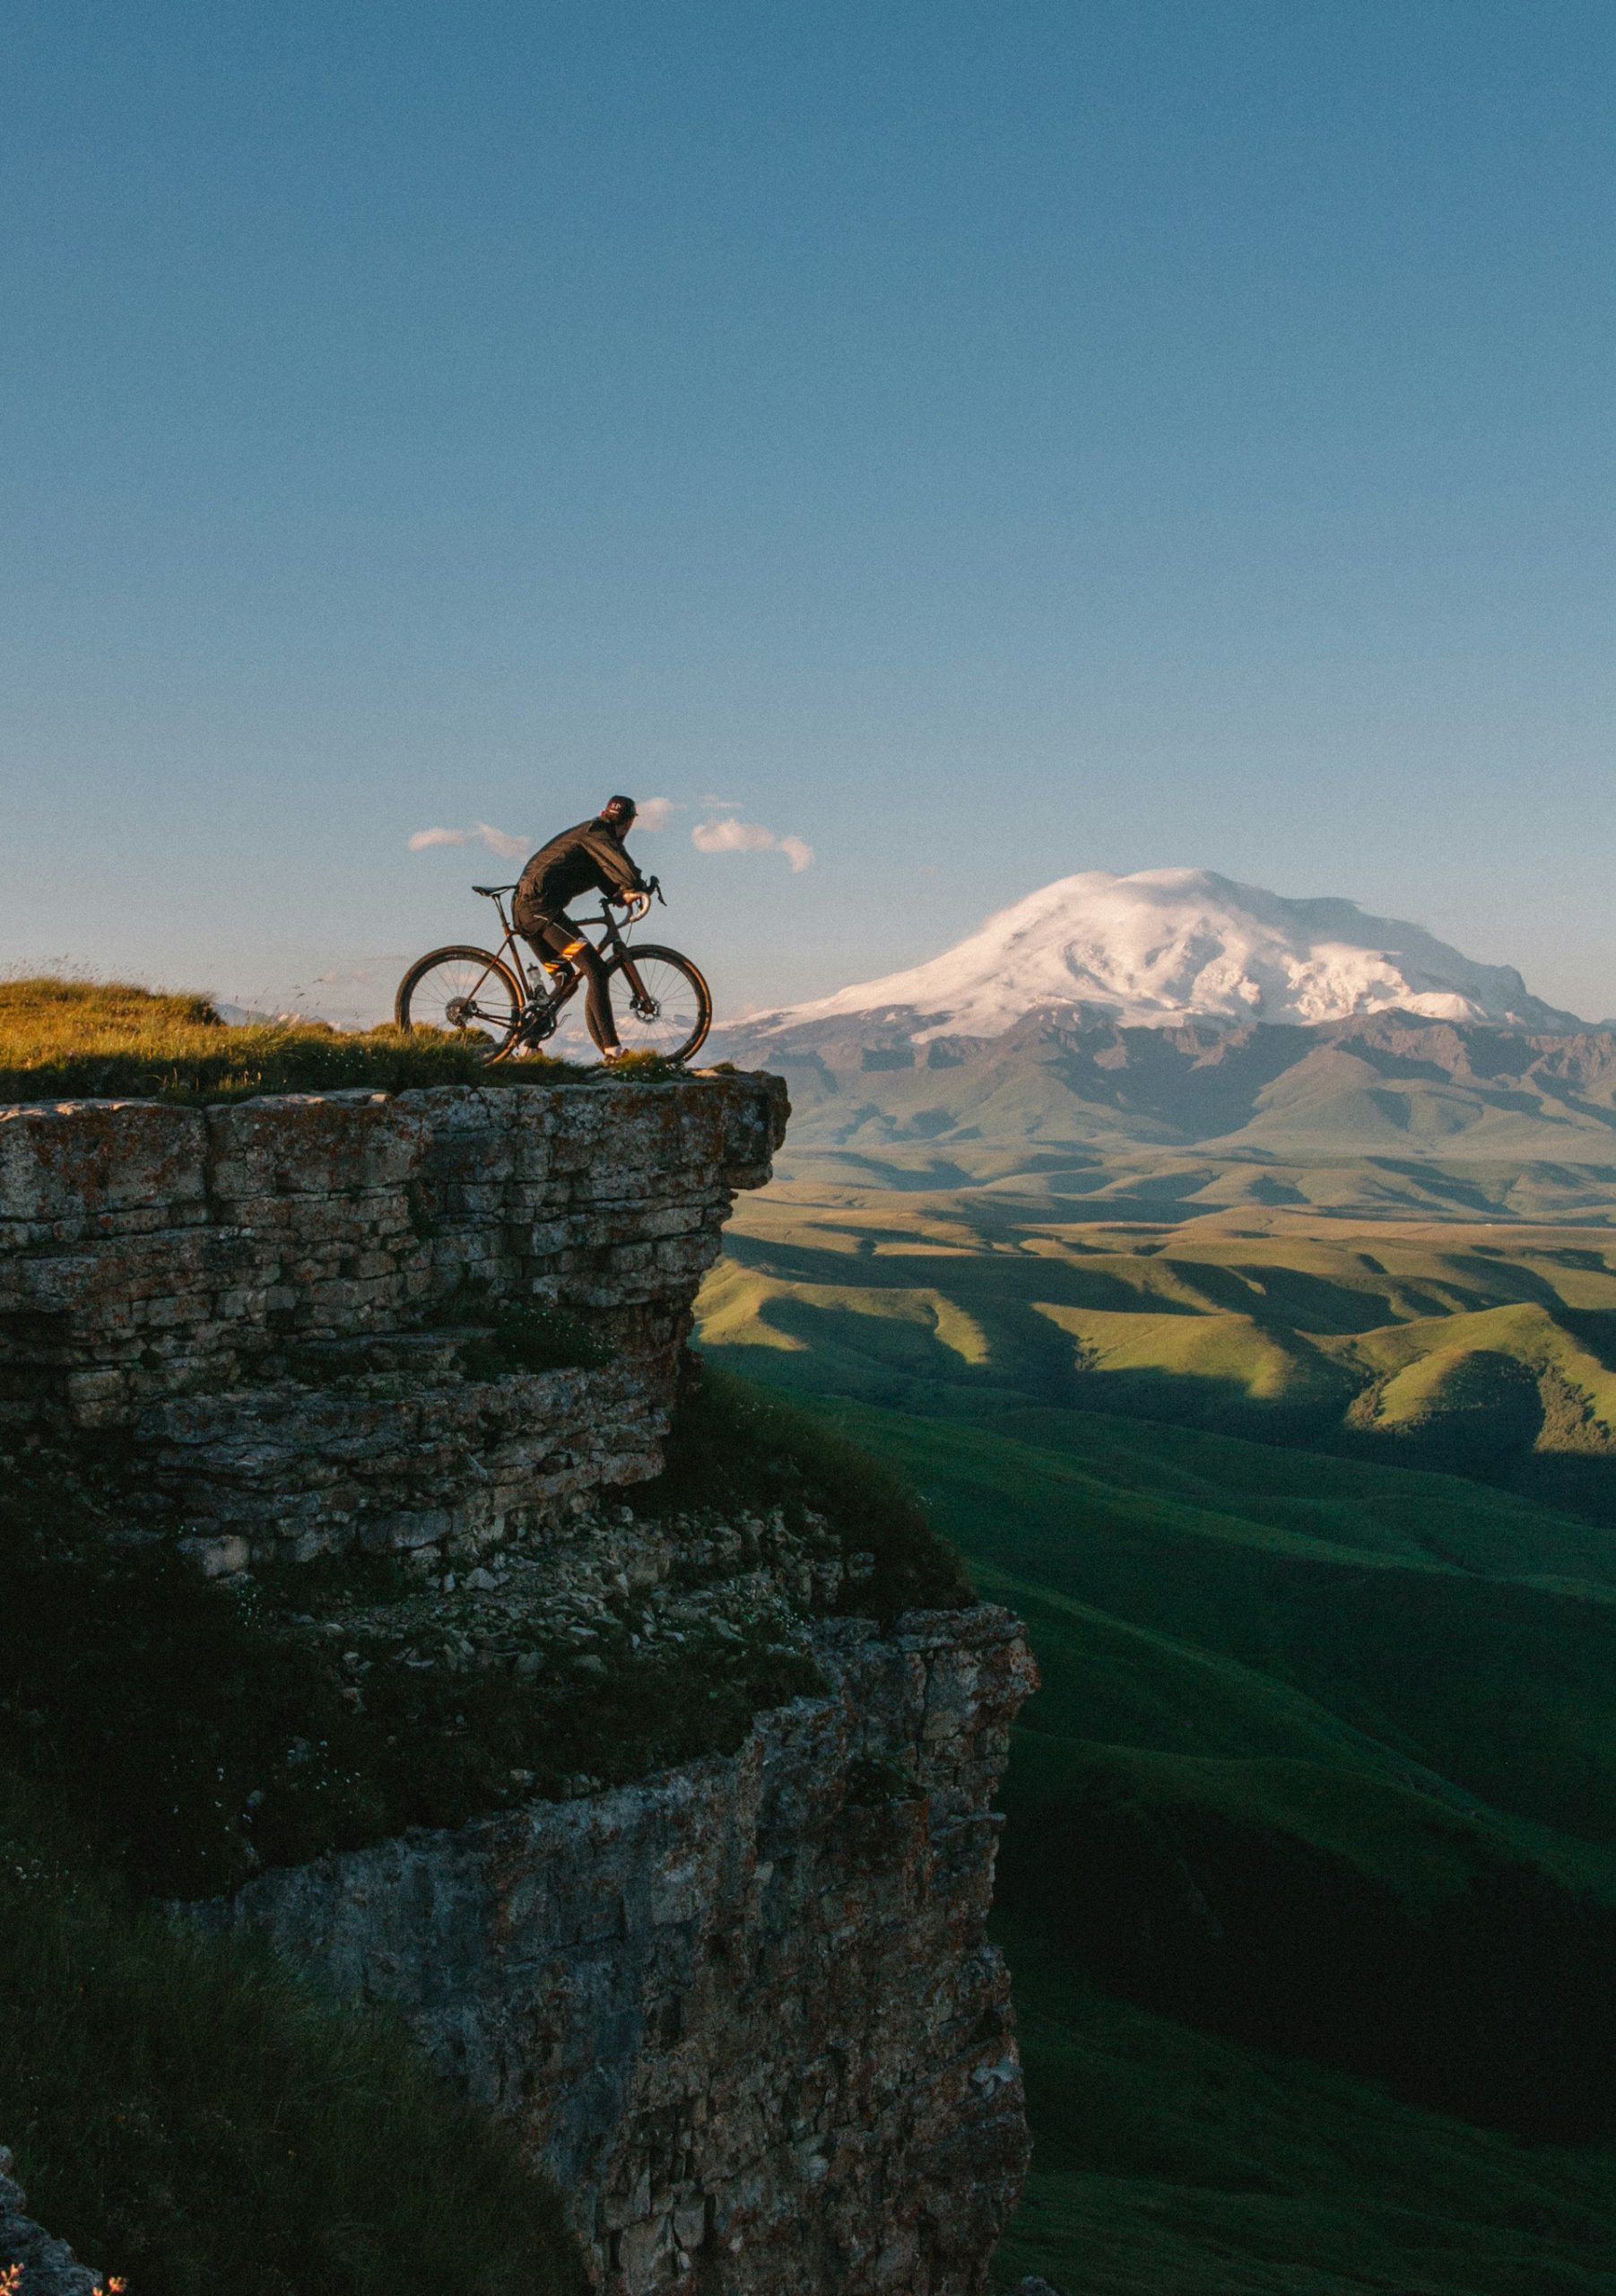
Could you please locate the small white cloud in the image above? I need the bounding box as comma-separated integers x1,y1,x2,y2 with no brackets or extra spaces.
474,822,529,857
634,796,678,831
691,815,814,872
692,817,777,856
407,822,529,857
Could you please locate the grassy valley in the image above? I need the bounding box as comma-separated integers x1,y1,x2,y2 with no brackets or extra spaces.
698,1166,1616,2291
994,1935,1616,2296
705,1183,1616,1520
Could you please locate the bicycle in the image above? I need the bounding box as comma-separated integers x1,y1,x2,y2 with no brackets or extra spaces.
394,877,713,1065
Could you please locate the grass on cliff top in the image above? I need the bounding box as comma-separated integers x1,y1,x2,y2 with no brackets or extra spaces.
0,1781,587,2296
0,976,584,1102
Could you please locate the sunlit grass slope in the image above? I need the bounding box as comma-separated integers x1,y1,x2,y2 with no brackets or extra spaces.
702,1181,1616,2281
705,1188,1616,1517
0,976,578,1101
767,1135,1616,1222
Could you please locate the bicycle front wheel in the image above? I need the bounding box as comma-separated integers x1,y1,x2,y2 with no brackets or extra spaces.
394,945,524,1061
604,944,713,1063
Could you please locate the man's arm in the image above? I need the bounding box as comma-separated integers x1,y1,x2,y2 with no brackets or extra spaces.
580,823,648,898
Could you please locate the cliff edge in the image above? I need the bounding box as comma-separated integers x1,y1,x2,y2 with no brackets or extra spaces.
1,1074,1032,2295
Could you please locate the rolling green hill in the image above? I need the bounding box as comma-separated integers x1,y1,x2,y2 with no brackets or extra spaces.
705,1187,1616,1519
698,1171,1616,2290
992,1935,1616,2295
771,1392,1616,2283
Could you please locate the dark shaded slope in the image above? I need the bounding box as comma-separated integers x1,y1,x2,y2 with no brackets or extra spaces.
729,1383,1616,2141
994,1935,1616,2295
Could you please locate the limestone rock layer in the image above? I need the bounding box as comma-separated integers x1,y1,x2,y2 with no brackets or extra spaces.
3,1074,1033,2292
0,1076,785,1564
195,1608,1036,2296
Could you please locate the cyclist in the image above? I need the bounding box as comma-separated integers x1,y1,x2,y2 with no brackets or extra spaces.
512,796,649,1057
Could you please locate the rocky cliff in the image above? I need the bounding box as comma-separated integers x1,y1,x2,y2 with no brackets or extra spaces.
0,1075,1032,2295
197,1606,1033,2294
0,1075,783,1568
0,2151,106,2295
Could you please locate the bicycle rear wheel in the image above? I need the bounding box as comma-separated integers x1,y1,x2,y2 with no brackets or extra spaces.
394,946,524,1061
604,944,712,1063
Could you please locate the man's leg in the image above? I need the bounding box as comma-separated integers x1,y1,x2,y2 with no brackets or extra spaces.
524,917,620,1053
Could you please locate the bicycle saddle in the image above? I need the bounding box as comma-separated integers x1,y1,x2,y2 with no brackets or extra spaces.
472,883,517,897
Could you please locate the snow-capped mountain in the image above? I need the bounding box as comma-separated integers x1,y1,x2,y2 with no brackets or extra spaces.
750,870,1579,1039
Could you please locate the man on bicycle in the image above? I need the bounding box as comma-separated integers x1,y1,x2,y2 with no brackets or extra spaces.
512,796,648,1057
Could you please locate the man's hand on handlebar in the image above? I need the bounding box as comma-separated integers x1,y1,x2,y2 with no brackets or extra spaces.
606,877,661,923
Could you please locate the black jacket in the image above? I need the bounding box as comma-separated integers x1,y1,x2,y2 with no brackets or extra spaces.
514,817,647,923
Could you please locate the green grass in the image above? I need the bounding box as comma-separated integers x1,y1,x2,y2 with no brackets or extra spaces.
703,1192,1616,1518
698,1187,1616,2280
708,1385,1616,2144
823,1391,1616,1849
993,1926,1616,2295
630,1361,971,1622
832,1402,1616,1848
0,975,583,1100
0,1781,586,2296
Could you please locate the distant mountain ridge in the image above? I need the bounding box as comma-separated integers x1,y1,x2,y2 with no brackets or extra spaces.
710,1004,1616,1171
748,869,1580,1039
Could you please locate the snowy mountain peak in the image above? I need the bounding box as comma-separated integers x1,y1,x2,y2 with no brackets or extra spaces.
755,869,1578,1038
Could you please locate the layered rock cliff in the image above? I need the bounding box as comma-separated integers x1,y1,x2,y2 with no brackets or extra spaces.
198,1607,1033,2293
0,1075,783,1566
0,1075,1032,2295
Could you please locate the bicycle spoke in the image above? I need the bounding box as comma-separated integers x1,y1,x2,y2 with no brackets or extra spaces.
609,955,707,1058
402,935,705,1068
400,953,521,1052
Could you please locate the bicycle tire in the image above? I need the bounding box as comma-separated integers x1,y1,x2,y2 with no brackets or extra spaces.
601,944,713,1063
394,945,526,1061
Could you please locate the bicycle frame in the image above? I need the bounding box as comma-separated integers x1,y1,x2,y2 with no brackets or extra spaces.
476,884,658,1033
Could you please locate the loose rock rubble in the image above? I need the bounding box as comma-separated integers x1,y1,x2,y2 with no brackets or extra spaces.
302,1494,852,1722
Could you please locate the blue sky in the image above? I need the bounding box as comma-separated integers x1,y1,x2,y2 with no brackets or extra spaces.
2,0,1612,1021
